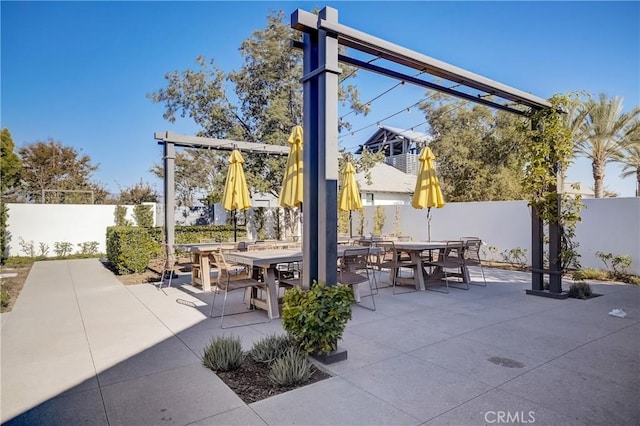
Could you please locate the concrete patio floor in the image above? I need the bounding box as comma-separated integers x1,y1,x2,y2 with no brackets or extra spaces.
1,258,638,425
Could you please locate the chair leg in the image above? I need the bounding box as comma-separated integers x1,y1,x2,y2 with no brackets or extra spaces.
446,266,469,291
425,266,450,294
469,262,487,287
354,282,376,311
209,287,270,329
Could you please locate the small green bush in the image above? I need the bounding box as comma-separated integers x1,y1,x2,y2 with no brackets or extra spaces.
282,282,354,355
106,226,159,274
572,268,609,281
3,257,35,268
250,334,295,365
1,289,9,308
268,347,315,387
202,335,244,372
628,275,640,286
568,282,593,299
133,204,154,228
114,205,131,226
54,242,74,257
77,241,99,256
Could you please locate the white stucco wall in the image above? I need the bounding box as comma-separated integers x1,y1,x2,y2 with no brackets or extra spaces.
360,198,640,275
5,198,639,274
576,198,640,274
5,203,141,256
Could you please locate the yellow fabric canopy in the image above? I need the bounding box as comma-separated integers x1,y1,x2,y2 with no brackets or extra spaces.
412,146,445,209
278,125,304,208
222,149,252,212
339,161,362,212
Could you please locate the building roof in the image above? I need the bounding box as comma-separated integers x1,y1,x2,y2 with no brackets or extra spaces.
355,162,415,194
356,125,432,155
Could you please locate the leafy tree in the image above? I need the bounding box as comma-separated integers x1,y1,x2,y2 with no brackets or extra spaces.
1,128,22,262
1,128,22,199
574,93,640,198
619,126,640,196
149,10,369,203
118,179,159,204
150,149,225,207
18,138,108,203
419,93,528,201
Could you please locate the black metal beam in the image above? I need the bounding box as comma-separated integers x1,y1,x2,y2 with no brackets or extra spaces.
338,54,533,117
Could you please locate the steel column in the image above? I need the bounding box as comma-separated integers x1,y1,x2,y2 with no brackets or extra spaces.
531,206,544,291
299,7,341,287
302,30,319,289
164,142,176,268
317,7,340,286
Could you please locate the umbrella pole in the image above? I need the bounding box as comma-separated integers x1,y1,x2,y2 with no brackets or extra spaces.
349,211,353,238
233,209,237,242
427,207,432,242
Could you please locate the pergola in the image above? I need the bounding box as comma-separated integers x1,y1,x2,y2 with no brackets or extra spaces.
155,6,564,298
154,131,290,265
291,6,562,296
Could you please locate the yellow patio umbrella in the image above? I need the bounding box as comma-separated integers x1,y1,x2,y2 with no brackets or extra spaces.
338,161,362,238
223,149,252,241
279,125,304,208
412,146,445,241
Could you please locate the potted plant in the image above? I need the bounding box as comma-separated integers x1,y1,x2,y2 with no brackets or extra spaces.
281,281,354,363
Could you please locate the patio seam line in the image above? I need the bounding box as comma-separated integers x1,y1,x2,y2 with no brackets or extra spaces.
124,284,205,361
182,406,270,426
97,361,205,390
66,260,111,426
335,373,425,425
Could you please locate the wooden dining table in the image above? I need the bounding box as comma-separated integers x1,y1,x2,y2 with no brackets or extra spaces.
391,241,469,291
174,243,241,292
224,245,381,319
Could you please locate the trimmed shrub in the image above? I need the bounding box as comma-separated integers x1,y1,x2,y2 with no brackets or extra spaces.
282,282,354,355
202,335,244,372
106,226,159,274
133,204,154,228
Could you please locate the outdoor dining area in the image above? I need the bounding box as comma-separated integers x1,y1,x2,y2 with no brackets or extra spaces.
157,125,489,329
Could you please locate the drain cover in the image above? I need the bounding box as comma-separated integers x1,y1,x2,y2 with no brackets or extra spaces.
488,356,524,368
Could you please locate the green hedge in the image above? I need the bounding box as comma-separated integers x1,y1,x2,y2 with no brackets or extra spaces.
106,225,247,275
106,227,159,275
145,225,247,245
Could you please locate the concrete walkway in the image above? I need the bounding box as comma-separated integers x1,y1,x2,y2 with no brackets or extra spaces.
1,258,638,425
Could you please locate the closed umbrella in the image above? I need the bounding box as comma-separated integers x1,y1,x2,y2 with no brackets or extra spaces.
223,149,252,242
338,161,362,238
279,126,303,241
279,125,304,208
411,146,445,241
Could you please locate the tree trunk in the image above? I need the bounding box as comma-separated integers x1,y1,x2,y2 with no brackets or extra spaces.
592,160,605,198
636,170,640,197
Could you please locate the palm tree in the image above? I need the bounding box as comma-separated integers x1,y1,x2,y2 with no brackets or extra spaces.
560,92,592,191
619,126,640,196
575,93,640,198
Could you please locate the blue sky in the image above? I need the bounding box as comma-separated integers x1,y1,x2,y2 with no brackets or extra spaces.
2,1,639,197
